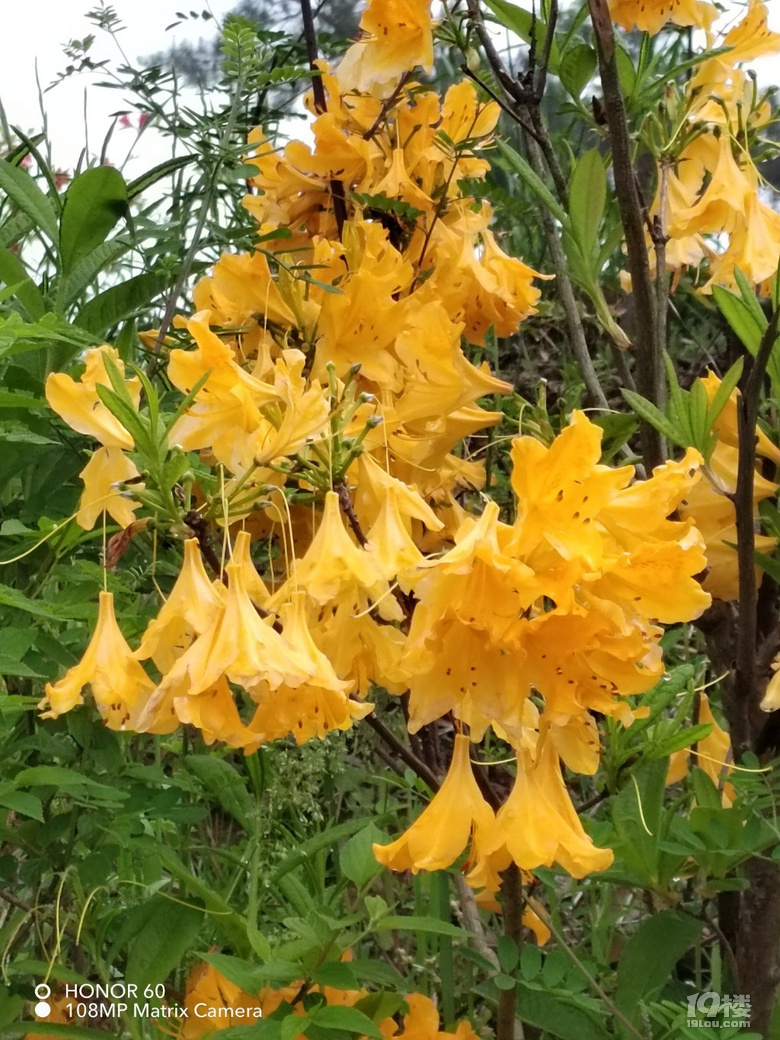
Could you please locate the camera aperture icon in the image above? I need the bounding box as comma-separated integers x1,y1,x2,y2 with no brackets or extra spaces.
34,983,51,1018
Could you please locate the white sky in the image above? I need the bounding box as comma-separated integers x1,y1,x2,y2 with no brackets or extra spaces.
0,0,237,178
1,0,779,180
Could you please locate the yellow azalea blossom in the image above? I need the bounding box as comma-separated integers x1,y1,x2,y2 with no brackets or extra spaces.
174,675,256,750
139,559,310,725
45,345,141,449
75,446,142,531
670,133,755,239
472,731,614,881
373,733,495,872
667,692,733,802
367,485,424,580
286,490,387,609
336,0,434,96
762,654,780,713
134,539,225,672
177,963,271,1040
609,0,717,34
41,591,173,733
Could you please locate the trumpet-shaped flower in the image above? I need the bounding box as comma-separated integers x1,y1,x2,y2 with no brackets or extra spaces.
373,733,495,872
41,591,171,733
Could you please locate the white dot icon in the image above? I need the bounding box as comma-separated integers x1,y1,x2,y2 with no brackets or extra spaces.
34,1001,51,1018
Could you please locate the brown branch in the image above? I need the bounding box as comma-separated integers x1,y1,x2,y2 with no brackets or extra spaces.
364,713,441,792
496,863,523,1040
587,0,663,472
300,0,347,238
335,481,369,547
730,306,780,758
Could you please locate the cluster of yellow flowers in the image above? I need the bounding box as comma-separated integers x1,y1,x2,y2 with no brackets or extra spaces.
41,0,715,896
632,0,780,292
174,962,478,1040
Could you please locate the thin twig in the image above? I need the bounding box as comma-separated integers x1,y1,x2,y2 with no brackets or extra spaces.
587,0,663,471
496,864,523,1040
364,713,441,792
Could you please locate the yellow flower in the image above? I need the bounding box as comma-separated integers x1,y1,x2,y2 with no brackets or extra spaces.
473,731,613,881
288,490,386,608
669,134,755,239
76,446,142,531
41,591,169,732
373,733,495,872
609,0,716,34
337,0,434,96
134,539,225,672
667,692,733,801
173,675,256,750
45,346,141,449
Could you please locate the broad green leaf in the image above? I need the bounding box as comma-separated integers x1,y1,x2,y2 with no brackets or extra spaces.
202,953,301,989
272,816,378,882
125,894,204,989
615,910,703,1031
0,159,59,242
712,284,765,355
497,935,519,973
75,272,166,335
515,982,605,1040
559,43,596,97
0,391,48,411
569,149,606,257
310,962,360,991
184,755,256,830
495,140,569,226
0,655,45,678
59,166,129,278
0,791,43,821
0,246,45,320
339,823,385,887
482,0,561,73
615,44,637,96
312,1005,383,1038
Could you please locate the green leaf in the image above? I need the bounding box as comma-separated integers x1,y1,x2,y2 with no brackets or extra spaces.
0,791,43,821
375,915,467,938
271,816,378,882
515,982,605,1040
649,723,714,760
74,272,165,335
621,389,680,444
339,823,385,887
184,755,255,830
497,935,519,974
707,357,744,428
520,944,543,981
559,43,596,97
482,0,561,73
310,962,360,991
615,910,703,1031
568,149,605,257
59,166,129,278
495,140,569,226
0,246,45,320
755,548,780,586
712,284,765,355
312,1005,383,1038
125,893,204,989
127,154,198,200
203,953,301,989
0,391,47,411
62,237,133,305
0,159,59,242
0,654,45,678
